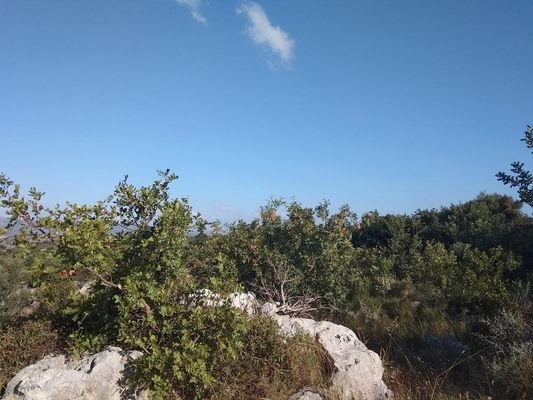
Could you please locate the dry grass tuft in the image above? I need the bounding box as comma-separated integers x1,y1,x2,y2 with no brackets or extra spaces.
208,315,333,400
0,320,62,394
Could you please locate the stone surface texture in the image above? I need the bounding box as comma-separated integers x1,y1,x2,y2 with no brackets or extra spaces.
274,315,392,400
2,347,142,400
228,292,257,314
288,387,324,400
259,301,279,315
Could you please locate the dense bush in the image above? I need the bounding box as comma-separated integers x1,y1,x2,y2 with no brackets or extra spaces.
218,199,363,313
0,172,334,400
1,169,531,399
0,172,247,398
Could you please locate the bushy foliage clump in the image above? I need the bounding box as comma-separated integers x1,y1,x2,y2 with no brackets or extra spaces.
0,170,339,400
0,171,259,399
1,168,531,399
219,199,364,313
215,195,523,340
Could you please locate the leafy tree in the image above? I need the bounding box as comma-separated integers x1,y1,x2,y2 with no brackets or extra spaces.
415,193,526,249
219,199,362,313
497,125,533,207
412,194,533,278
0,171,249,399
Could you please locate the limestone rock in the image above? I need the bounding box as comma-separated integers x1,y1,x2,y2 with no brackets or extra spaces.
77,281,95,296
188,289,257,314
259,301,278,315
2,347,143,400
274,315,392,400
187,288,224,307
228,292,257,314
289,387,324,400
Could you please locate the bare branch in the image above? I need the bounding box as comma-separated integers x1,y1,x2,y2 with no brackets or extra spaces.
252,260,319,317
81,266,123,291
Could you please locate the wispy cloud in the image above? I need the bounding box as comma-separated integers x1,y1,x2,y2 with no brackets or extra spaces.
176,0,207,25
236,2,295,64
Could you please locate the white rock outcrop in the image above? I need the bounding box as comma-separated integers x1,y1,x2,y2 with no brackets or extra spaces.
274,315,392,400
289,387,324,400
259,301,279,315
228,292,257,314
2,293,392,400
187,289,258,313
2,347,143,400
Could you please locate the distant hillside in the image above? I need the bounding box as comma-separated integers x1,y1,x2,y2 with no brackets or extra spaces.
0,216,21,240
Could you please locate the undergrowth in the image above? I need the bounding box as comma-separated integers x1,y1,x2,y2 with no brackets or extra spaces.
0,320,62,394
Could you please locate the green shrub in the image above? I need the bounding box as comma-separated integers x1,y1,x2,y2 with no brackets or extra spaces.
0,171,255,400
219,199,364,313
125,304,249,400
2,169,531,400
450,245,519,313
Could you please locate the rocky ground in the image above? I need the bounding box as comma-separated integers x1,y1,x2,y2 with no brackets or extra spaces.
2,292,392,400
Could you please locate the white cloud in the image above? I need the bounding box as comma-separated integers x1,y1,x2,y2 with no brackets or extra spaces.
236,2,295,63
176,0,207,25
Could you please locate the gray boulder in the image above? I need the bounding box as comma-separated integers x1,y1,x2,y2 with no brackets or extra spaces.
259,301,279,315
289,387,324,400
274,315,392,400
2,347,143,400
228,291,257,314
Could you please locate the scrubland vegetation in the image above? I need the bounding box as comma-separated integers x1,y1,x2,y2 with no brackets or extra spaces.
1,127,532,399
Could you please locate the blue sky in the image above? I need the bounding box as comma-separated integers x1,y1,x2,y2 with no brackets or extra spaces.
1,0,532,221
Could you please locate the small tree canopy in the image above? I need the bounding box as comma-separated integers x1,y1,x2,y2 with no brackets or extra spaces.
497,125,533,207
